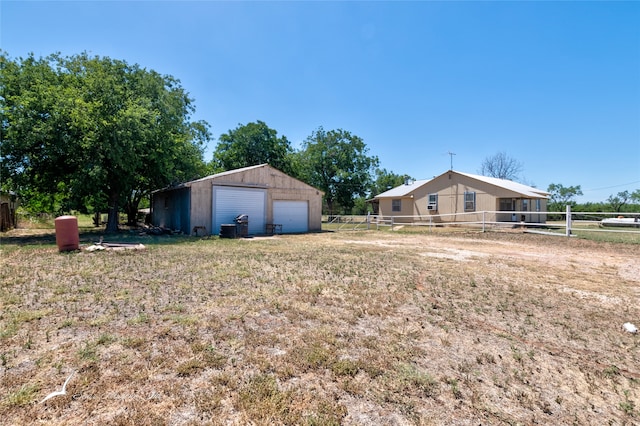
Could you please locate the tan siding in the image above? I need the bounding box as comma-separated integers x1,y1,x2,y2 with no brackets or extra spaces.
154,165,323,234
410,186,432,218
377,199,392,218
269,188,323,231
375,171,547,224
207,166,322,231
424,173,530,222
378,197,415,222
189,180,213,232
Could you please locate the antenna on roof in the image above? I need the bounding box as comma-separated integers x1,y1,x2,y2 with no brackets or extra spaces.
447,151,456,170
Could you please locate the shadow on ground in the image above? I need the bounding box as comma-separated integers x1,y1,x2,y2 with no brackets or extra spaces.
0,228,206,247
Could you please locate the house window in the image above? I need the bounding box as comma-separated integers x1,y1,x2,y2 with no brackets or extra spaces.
464,191,476,212
522,199,529,211
499,198,514,211
392,199,401,212
536,199,541,212
428,194,438,210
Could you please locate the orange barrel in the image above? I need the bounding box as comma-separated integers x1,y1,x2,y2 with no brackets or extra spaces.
55,215,79,251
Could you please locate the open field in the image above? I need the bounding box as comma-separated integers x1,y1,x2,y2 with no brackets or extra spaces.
1,228,639,425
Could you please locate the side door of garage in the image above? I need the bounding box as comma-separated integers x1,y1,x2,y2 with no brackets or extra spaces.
273,200,308,233
212,187,266,235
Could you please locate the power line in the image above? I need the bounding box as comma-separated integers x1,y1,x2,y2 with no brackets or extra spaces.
584,180,640,192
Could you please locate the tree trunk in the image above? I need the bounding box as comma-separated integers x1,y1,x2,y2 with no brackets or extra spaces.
326,198,334,217
105,192,119,233
125,191,147,226
125,201,138,226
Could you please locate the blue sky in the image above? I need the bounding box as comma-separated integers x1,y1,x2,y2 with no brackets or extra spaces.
2,1,639,202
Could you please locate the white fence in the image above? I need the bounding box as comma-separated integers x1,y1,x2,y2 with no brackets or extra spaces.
325,207,640,237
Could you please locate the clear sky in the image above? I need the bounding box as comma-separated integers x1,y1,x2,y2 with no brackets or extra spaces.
2,1,639,203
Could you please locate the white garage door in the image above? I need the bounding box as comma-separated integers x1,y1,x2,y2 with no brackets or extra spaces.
212,187,266,235
273,200,308,233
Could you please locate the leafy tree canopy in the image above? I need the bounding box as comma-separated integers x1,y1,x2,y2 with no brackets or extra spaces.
211,121,294,175
547,183,583,211
369,168,413,197
1,51,209,231
296,127,378,214
607,190,631,213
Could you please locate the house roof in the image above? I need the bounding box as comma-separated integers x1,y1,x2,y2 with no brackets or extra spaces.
373,179,432,198
374,171,548,199
454,171,549,198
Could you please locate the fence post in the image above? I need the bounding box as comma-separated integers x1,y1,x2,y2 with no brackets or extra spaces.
391,216,394,231
482,211,486,233
566,205,571,237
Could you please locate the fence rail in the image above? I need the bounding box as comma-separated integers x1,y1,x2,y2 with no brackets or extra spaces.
324,208,640,237
326,215,371,231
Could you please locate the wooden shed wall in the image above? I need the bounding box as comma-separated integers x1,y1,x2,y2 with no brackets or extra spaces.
188,179,214,233
156,165,323,234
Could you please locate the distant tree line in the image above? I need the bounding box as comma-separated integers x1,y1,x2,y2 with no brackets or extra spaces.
480,154,640,214
1,51,638,230
0,52,409,227
210,121,408,215
547,187,640,214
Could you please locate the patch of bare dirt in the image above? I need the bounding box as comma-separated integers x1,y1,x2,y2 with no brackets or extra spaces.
1,229,638,424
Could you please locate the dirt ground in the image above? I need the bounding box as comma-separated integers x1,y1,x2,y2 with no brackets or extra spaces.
343,231,640,298
1,229,639,425
336,231,640,424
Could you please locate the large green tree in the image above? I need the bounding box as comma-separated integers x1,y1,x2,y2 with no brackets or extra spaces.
1,52,209,232
210,121,294,175
347,168,412,215
1,53,65,211
547,183,583,212
607,190,631,213
369,168,413,197
296,127,378,214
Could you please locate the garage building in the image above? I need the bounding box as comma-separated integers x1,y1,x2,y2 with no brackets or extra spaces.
152,164,323,235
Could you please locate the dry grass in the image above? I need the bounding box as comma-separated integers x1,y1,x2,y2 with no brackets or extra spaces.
1,227,639,425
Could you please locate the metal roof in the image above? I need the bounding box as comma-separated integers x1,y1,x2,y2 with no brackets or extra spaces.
374,171,548,199
188,164,268,184
152,164,270,193
152,164,323,194
454,171,549,198
373,179,432,198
